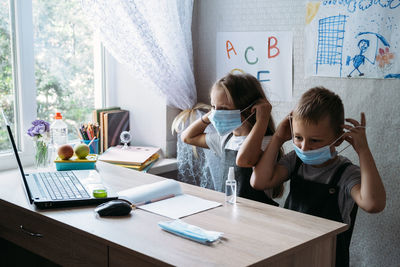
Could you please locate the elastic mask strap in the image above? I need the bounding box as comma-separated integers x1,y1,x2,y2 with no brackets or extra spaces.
336,126,366,154
240,100,257,114
242,111,255,124
330,132,345,146
337,143,351,154
325,132,347,155
238,100,258,125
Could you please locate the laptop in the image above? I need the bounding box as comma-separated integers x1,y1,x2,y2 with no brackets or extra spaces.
2,111,118,209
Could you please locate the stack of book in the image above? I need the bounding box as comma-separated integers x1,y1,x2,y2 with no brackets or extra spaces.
92,107,130,154
98,145,160,172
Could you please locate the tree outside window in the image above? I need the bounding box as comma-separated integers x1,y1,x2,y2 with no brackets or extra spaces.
0,0,14,152
0,0,96,153
33,0,95,141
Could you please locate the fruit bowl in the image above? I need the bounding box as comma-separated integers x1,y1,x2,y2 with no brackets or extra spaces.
54,154,98,171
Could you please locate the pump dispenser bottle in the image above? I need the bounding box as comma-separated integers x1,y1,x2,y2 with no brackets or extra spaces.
225,167,237,204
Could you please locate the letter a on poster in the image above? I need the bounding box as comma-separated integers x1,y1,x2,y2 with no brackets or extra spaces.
216,32,293,102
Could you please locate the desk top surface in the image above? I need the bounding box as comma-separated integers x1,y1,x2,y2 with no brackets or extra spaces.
0,161,347,266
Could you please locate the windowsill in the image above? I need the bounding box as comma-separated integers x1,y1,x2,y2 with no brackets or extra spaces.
147,158,178,175
0,151,33,172
0,152,177,178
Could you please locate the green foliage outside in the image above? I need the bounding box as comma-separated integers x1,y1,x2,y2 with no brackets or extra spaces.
33,0,95,140
0,0,14,152
0,0,95,152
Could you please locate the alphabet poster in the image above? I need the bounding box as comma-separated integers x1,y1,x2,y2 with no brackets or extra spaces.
305,1,400,79
217,32,293,102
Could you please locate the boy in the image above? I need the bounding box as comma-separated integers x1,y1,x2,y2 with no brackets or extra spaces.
250,87,386,267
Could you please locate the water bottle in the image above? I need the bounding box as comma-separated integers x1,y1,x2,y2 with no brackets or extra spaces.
225,167,237,204
50,112,68,149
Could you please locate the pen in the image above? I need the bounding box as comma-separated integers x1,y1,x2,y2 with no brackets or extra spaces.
87,137,96,147
134,194,175,207
86,127,92,140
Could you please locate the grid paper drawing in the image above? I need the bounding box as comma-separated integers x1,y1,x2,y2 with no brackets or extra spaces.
316,15,347,77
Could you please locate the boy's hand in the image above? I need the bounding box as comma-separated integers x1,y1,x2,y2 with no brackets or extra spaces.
251,99,272,123
274,114,292,144
342,112,369,154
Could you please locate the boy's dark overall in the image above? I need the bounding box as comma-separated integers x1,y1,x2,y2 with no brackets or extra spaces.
285,156,358,267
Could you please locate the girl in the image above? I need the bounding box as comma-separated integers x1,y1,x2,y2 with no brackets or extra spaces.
181,73,282,205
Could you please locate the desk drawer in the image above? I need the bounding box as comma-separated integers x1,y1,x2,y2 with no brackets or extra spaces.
0,202,107,267
109,246,173,267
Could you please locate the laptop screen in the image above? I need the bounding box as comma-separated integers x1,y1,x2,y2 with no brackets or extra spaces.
1,110,33,203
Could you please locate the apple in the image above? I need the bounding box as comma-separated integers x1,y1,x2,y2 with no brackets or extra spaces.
74,144,90,159
58,144,74,160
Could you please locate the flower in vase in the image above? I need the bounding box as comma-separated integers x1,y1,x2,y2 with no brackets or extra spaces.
27,119,51,168
27,119,51,143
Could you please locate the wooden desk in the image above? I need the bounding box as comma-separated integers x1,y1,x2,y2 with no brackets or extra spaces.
0,162,347,266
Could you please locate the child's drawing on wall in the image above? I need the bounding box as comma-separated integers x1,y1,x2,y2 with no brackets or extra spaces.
305,1,400,79
346,32,392,77
376,47,395,69
347,39,371,77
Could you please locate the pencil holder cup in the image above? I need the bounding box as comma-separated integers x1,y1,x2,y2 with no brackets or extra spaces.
81,139,99,154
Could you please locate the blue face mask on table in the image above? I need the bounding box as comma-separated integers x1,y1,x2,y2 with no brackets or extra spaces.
208,104,254,136
158,219,223,244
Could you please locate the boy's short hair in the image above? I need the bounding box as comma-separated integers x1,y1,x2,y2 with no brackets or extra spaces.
293,87,344,135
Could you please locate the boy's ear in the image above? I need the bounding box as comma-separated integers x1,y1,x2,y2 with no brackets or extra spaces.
334,138,345,147
333,131,345,146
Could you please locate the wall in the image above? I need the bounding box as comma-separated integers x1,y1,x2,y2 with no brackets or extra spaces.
106,53,179,158
192,0,400,266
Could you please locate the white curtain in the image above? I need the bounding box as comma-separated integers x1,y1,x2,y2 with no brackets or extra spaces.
81,0,196,110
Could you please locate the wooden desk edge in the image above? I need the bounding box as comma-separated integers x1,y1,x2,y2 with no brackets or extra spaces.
0,164,350,267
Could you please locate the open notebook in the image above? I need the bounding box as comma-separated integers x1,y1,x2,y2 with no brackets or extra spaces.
118,180,221,219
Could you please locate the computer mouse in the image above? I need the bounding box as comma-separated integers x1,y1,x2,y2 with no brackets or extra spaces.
95,200,133,216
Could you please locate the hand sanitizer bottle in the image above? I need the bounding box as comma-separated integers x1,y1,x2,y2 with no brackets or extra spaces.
225,167,237,204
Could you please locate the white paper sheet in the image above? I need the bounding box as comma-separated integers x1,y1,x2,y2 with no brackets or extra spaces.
118,180,222,219
216,31,293,102
140,194,221,219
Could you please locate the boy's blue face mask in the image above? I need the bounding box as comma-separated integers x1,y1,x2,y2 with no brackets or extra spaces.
208,104,253,136
292,140,339,165
289,116,346,165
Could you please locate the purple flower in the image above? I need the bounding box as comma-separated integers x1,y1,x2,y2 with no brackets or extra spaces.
27,119,50,137
32,119,50,131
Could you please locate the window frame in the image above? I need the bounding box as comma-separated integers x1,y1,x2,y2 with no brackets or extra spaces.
0,0,105,171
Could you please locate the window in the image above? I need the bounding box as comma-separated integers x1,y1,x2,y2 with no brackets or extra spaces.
33,0,97,139
32,0,96,140
0,0,15,153
0,0,104,170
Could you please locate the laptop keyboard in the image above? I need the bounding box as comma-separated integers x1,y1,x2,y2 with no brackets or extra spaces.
37,171,91,200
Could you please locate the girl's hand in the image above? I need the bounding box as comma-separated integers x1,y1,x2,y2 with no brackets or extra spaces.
201,110,212,124
274,113,292,143
342,112,369,154
251,99,272,122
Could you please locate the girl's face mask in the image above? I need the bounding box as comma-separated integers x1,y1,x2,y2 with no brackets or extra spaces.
208,104,254,136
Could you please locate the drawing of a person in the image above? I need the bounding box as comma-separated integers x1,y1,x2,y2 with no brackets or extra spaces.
347,39,373,77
